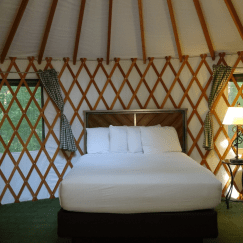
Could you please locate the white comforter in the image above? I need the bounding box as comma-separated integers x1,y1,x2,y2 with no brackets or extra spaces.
59,152,222,213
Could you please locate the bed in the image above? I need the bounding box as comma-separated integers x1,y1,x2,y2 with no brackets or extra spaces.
57,109,222,242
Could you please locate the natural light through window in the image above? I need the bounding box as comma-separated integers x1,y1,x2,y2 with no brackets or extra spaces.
228,74,243,148
0,80,43,153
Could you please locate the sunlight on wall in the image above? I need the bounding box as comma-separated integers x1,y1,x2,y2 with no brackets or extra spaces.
231,188,240,199
220,139,236,159
220,139,229,149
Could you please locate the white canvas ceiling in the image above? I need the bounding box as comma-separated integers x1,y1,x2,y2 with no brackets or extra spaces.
0,0,243,62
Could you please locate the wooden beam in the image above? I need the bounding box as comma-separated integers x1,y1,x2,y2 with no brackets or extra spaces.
167,0,183,62
73,0,86,65
193,0,215,60
224,0,243,41
38,0,58,64
0,0,29,64
106,0,113,65
138,0,146,64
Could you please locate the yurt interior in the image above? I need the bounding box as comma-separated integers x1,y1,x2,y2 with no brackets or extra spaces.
1,0,243,242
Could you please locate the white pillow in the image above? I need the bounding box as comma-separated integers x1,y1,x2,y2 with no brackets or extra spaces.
127,124,161,153
127,126,143,153
140,126,182,154
109,125,128,153
86,127,109,154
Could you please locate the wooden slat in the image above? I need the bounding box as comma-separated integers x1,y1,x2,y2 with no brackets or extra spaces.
1,52,243,204
94,59,122,109
224,0,243,41
137,0,146,64
193,0,215,60
167,0,183,62
111,58,144,109
132,59,160,108
0,0,29,64
146,57,177,108
73,0,86,65
160,56,187,108
106,0,113,65
88,114,134,127
38,0,58,64
127,57,154,108
81,58,110,110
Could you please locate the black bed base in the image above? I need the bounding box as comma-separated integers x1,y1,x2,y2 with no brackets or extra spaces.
72,237,203,243
57,208,218,242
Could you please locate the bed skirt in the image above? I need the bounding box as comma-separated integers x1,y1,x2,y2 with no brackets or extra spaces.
57,208,218,241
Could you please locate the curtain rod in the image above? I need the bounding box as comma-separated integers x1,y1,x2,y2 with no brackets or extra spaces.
0,67,242,74
0,71,59,74
0,71,41,74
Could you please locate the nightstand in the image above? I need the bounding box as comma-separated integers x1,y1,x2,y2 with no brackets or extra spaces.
222,160,243,209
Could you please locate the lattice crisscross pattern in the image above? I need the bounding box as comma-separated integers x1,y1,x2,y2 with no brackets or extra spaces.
1,52,243,204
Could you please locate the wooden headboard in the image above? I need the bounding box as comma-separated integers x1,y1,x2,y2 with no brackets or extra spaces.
83,109,188,154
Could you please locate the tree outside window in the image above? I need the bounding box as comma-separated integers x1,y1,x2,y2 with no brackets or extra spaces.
0,80,44,153
228,74,243,148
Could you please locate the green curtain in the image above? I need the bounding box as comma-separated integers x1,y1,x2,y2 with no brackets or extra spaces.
203,65,232,150
38,69,77,152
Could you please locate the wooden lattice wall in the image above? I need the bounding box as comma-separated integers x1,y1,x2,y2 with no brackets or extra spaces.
1,52,243,205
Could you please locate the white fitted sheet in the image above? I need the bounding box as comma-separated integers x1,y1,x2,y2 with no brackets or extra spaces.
59,152,222,213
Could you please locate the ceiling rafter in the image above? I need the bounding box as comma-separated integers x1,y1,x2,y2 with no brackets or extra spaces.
137,0,146,64
73,0,86,65
224,0,243,41
38,0,59,64
106,0,113,65
167,0,183,62
193,0,215,60
0,0,29,64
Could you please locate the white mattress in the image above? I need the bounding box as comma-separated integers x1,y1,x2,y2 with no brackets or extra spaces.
59,152,222,213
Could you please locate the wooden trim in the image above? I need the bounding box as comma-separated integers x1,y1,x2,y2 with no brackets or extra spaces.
137,0,146,64
0,0,29,64
167,0,183,62
73,0,86,65
84,108,188,154
224,0,243,41
106,0,113,65
38,0,58,64
193,0,215,60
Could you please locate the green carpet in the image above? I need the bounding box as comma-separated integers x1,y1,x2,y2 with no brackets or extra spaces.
204,199,243,243
0,198,243,243
0,198,69,243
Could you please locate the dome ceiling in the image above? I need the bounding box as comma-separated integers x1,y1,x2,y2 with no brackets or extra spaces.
0,0,243,64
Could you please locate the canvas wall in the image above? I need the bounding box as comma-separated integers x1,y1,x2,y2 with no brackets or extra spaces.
0,52,243,204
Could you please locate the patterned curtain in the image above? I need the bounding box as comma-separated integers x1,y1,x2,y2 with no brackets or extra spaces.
203,65,232,150
38,69,77,152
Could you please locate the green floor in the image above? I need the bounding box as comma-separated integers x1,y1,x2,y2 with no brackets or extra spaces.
0,198,243,243
0,198,66,243
205,199,243,243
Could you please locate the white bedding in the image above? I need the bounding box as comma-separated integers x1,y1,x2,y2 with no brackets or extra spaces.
59,152,222,213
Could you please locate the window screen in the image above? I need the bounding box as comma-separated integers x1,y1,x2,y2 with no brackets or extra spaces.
0,79,44,153
228,74,243,148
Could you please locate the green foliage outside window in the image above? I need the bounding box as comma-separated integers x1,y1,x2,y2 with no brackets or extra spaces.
0,85,43,153
228,74,243,148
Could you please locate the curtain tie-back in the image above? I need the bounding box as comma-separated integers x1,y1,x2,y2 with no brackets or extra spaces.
38,69,77,152
203,64,232,150
60,113,77,152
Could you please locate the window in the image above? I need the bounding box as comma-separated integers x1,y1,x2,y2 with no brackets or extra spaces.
228,74,243,148
0,79,44,153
